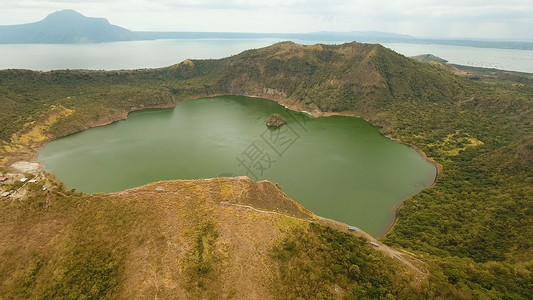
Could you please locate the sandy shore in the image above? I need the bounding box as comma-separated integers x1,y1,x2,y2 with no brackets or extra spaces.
10,161,43,173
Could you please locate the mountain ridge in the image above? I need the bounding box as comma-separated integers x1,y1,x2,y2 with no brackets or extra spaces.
0,10,412,45
2,10,533,50
0,9,135,43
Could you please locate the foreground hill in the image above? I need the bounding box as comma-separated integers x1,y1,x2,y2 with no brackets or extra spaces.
0,10,135,44
2,177,429,299
0,42,532,298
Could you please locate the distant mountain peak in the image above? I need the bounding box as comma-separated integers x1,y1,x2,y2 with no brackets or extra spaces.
47,9,85,17
41,9,110,25
0,9,134,44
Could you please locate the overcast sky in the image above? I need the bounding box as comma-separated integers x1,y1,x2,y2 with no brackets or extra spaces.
0,0,532,40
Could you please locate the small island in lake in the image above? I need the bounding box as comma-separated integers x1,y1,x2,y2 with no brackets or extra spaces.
266,113,285,127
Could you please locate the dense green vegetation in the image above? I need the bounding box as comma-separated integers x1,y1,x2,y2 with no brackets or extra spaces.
0,69,178,142
272,223,418,299
1,41,531,298
272,223,533,299
185,221,220,298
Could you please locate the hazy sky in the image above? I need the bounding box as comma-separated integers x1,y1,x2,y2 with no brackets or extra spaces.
1,0,532,40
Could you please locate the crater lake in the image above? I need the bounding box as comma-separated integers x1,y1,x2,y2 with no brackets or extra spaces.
38,96,436,236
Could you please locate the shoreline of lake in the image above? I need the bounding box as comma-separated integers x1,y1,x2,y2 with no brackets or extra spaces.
34,94,437,237
4,92,438,238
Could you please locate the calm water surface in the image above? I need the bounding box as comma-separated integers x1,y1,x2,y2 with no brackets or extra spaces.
0,39,531,73
383,43,533,73
39,96,436,236
0,39,282,70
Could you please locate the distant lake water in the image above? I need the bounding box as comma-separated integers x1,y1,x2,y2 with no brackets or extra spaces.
382,43,533,73
0,39,283,71
0,39,532,73
39,96,436,237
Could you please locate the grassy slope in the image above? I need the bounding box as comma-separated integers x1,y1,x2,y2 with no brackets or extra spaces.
1,41,532,298
0,177,423,299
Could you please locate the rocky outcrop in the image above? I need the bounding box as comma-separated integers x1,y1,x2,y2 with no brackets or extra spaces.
266,114,285,127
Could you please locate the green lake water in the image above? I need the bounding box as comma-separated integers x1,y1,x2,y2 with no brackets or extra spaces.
38,96,436,236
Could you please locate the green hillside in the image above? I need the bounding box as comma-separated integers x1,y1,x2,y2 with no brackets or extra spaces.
0,42,532,298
